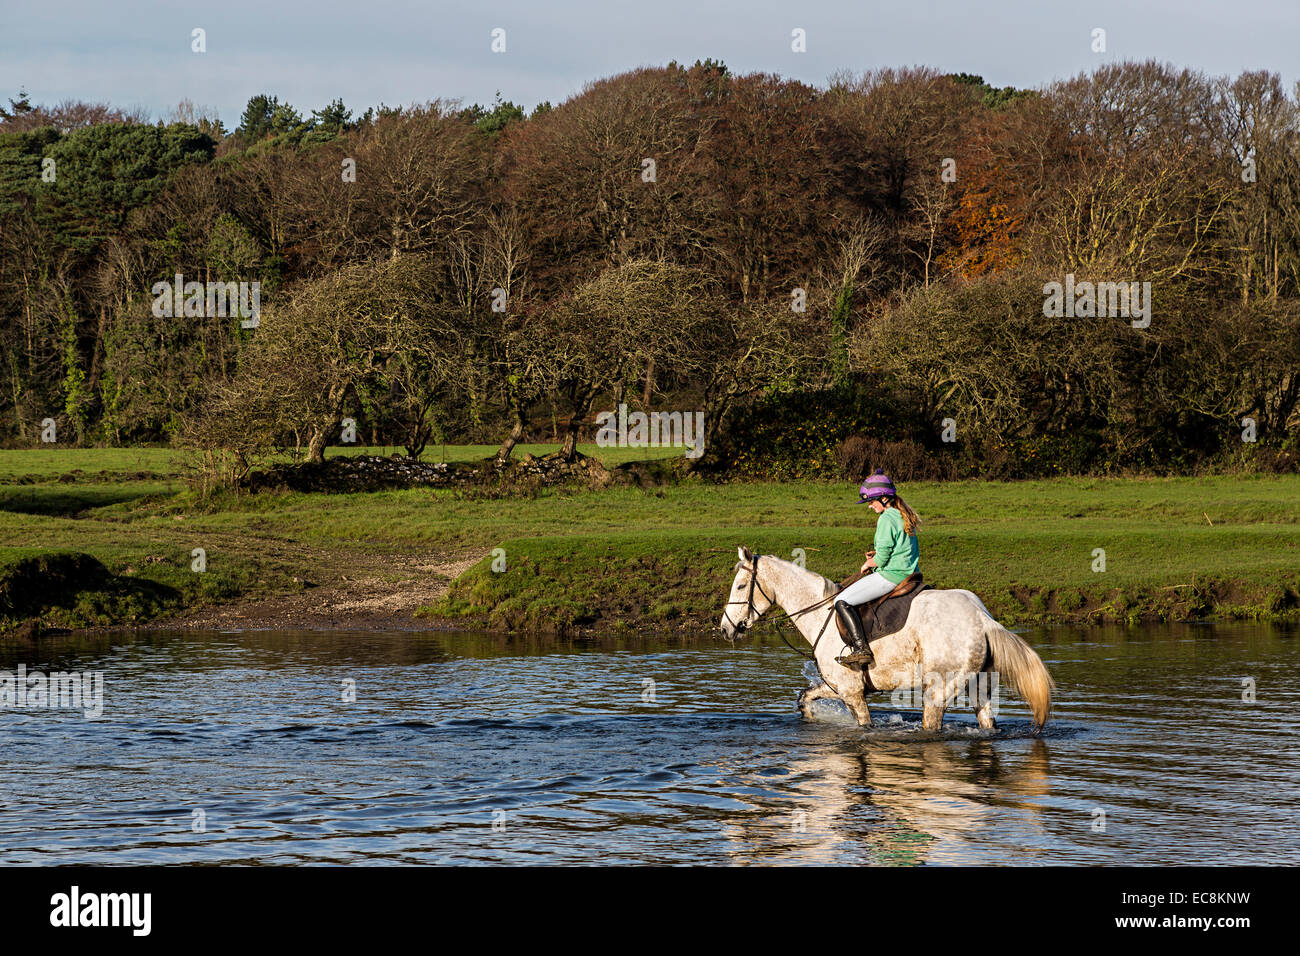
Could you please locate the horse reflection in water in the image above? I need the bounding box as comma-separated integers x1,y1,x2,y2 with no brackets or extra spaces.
718,735,1053,865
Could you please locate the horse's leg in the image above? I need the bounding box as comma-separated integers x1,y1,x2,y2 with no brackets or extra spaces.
973,669,997,730
834,667,873,727
921,670,948,731
801,667,873,728
923,670,977,731
797,681,838,718
843,691,874,728
921,702,944,730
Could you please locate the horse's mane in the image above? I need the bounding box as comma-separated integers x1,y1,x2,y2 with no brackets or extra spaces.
738,553,839,600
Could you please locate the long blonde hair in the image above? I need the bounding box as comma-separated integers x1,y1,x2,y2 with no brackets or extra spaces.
882,495,920,535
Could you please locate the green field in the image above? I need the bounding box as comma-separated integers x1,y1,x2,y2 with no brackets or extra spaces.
1,447,1298,632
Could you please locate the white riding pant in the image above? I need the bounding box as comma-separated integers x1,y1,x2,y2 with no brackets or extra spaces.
837,571,897,607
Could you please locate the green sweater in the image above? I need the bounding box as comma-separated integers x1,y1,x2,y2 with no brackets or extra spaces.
873,508,920,584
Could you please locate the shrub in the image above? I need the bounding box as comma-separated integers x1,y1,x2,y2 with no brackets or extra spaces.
834,434,945,481
717,382,913,479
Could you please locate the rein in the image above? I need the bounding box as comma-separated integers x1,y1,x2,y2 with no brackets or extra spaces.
723,553,844,675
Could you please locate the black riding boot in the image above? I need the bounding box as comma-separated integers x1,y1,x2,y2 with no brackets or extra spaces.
834,600,875,668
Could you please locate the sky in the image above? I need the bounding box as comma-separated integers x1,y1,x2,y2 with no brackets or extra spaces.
3,0,1298,127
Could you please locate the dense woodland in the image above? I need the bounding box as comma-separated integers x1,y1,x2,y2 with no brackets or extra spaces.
1,60,1298,480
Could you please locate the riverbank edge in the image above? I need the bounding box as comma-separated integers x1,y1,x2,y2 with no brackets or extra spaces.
5,509,1300,638
3,565,1295,640
413,566,1300,636
16,556,1295,641
4,468,1299,638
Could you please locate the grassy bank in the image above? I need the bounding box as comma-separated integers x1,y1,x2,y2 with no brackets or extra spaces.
421,477,1300,630
0,447,1297,632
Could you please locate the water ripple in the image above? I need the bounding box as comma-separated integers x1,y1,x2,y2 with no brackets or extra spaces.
0,623,1296,864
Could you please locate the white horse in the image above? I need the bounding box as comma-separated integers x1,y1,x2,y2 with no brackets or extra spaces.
719,547,1054,732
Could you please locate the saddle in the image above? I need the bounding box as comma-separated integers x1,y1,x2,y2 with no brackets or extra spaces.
834,571,928,643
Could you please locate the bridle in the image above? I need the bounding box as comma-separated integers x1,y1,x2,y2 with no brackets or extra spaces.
721,553,843,667
721,552,774,636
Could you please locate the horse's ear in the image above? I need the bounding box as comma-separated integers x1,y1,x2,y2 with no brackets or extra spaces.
738,545,751,562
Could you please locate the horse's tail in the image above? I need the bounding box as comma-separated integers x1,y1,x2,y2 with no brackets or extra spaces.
984,620,1055,731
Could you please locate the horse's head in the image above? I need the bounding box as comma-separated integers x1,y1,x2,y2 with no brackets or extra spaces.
719,546,774,640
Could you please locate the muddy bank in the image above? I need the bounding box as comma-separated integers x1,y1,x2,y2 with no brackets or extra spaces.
0,542,484,638
160,555,482,631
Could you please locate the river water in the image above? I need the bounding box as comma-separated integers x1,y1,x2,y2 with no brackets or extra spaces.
1,623,1296,865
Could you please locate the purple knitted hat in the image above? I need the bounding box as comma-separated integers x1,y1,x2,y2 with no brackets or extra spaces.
858,469,896,503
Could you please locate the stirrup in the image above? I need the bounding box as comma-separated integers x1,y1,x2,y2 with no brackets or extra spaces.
836,646,875,669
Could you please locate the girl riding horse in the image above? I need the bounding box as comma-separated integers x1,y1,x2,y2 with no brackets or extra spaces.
835,470,921,668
